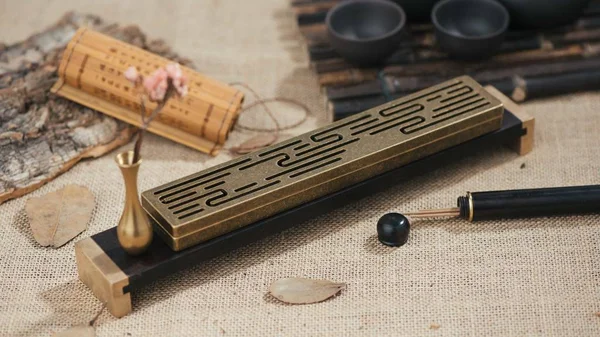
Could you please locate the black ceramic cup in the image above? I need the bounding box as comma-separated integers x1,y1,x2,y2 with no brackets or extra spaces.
432,0,510,60
499,0,591,29
326,0,406,66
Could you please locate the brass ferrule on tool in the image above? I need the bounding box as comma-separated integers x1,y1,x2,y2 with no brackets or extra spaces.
457,192,475,221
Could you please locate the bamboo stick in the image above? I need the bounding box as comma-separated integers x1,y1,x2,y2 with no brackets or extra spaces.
297,12,327,26
386,52,600,95
298,23,327,40
329,67,600,118
484,69,600,102
326,81,383,100
319,69,379,86
328,43,600,99
291,0,339,7
308,44,338,61
292,1,338,15
314,49,447,74
330,95,391,119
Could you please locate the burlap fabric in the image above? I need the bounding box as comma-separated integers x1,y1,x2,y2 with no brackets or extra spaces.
1,1,599,336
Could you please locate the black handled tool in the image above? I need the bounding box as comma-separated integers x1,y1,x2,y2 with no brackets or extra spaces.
418,184,600,221
377,185,600,247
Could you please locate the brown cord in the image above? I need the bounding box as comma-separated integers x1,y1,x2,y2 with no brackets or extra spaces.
228,82,311,133
234,98,310,132
131,80,311,158
226,82,311,154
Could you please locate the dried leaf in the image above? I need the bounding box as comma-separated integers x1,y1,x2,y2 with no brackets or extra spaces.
269,277,346,304
25,184,95,248
230,134,278,154
52,325,95,337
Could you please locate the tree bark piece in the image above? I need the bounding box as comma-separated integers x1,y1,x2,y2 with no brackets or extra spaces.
0,12,195,204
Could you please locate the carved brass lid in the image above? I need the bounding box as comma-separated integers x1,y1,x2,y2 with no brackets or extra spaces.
142,76,503,251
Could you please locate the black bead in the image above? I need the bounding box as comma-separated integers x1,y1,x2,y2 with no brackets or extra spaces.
377,213,410,247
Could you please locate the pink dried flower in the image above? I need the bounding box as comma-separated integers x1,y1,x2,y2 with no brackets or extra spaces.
124,63,188,101
124,63,189,163
143,68,169,101
124,66,140,84
165,63,188,97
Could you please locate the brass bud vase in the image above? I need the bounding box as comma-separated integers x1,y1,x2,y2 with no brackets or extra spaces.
115,151,153,255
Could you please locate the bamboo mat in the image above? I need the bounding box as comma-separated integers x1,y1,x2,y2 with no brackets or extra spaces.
0,1,599,337
291,0,600,118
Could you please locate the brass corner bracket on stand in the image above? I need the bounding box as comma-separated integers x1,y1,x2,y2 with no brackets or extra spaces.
484,85,534,155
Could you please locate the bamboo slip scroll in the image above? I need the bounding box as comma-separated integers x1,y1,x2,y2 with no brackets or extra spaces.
51,28,245,155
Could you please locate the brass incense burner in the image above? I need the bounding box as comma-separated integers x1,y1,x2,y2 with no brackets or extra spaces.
142,76,504,251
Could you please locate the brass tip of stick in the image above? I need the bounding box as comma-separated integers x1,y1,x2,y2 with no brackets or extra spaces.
404,207,461,219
